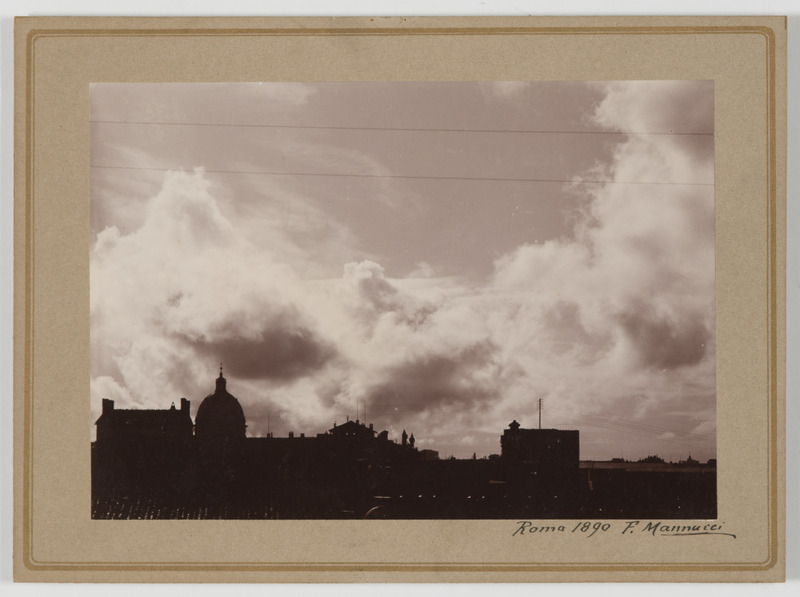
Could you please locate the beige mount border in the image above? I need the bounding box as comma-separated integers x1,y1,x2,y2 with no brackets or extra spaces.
13,16,786,582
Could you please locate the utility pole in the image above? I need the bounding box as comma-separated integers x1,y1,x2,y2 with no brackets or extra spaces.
538,398,543,429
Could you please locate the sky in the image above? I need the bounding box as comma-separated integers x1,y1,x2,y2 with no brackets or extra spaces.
89,80,715,461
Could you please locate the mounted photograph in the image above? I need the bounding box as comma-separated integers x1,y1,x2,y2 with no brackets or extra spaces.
89,80,716,520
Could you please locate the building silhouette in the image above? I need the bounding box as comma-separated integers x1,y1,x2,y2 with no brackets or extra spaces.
500,419,579,470
195,368,246,443
96,396,193,446
92,370,716,520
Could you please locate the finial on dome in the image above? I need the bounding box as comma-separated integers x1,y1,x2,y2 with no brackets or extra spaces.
215,363,227,392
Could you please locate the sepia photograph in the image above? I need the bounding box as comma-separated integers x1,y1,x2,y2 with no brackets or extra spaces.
89,80,717,520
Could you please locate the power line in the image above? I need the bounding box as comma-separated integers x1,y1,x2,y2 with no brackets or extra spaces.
90,119,714,137
89,164,714,187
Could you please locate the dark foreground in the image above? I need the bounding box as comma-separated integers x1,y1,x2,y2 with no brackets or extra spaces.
92,446,716,520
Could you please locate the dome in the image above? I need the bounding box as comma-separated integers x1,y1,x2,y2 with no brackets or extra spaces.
195,370,247,441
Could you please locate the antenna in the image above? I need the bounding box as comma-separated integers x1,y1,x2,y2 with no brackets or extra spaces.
538,398,543,429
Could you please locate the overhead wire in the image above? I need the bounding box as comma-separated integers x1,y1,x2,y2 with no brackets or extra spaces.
89,164,713,187
89,119,714,137
90,118,714,186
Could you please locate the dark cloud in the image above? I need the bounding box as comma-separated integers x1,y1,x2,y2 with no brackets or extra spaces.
366,340,501,420
617,307,710,370
185,319,336,382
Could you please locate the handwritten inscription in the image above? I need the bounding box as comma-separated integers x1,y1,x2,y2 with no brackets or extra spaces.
513,520,735,539
622,520,735,539
512,521,611,537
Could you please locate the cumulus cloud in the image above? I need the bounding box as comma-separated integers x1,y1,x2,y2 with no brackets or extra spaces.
476,81,715,456
341,260,438,331
90,169,337,415
591,80,714,167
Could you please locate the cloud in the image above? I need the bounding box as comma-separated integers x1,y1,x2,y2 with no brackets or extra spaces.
90,375,133,409
364,339,502,417
345,260,403,312
591,80,714,173
407,261,436,278
341,260,438,330
188,323,336,381
592,81,713,136
91,169,338,413
473,81,715,455
617,305,710,370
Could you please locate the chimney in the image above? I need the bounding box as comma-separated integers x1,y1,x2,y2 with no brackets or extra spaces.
289,431,294,438
180,397,190,413
102,398,114,414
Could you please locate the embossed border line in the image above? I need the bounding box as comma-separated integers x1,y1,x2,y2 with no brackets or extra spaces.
21,24,780,575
